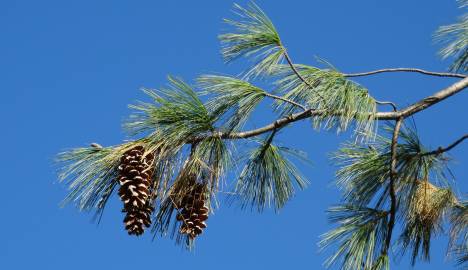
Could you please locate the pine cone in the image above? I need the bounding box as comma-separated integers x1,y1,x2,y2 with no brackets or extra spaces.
117,145,155,236
176,183,209,239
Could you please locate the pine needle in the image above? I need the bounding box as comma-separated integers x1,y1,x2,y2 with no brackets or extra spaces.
320,205,389,270
434,1,468,72
219,2,284,78
274,64,377,139
234,131,308,212
198,75,266,132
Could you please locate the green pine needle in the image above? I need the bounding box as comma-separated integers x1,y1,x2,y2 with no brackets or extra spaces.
56,142,136,214
219,2,284,78
152,147,217,249
448,201,468,267
125,76,215,152
332,123,453,208
434,2,468,72
198,74,266,131
330,122,458,267
274,64,377,139
320,205,389,270
235,131,309,212
190,136,231,190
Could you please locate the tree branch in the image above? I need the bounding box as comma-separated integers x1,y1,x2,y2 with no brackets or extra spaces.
282,48,314,88
384,117,403,254
397,77,468,118
213,77,468,140
421,134,468,156
343,68,466,79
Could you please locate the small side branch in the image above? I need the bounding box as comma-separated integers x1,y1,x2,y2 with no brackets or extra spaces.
282,49,313,88
281,46,327,102
421,134,468,156
384,117,403,254
375,100,397,112
209,77,468,140
343,68,466,79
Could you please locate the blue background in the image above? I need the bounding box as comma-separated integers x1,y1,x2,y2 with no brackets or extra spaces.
1,1,467,269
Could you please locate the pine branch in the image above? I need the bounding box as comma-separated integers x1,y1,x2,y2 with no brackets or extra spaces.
383,117,403,254
331,123,457,266
273,63,378,138
280,48,329,105
343,68,466,79
57,2,468,262
421,134,468,156
234,129,308,211
197,77,468,140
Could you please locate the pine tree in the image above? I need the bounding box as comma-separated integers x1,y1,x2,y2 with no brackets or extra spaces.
56,1,468,268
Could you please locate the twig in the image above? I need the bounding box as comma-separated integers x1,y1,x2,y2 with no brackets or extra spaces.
398,77,468,118
375,100,397,112
169,195,189,228
343,68,466,79
90,143,103,149
283,46,400,112
281,46,327,102
421,134,468,156
384,117,403,254
263,92,307,111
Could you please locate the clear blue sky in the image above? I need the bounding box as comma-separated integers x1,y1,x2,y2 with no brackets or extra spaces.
1,1,467,269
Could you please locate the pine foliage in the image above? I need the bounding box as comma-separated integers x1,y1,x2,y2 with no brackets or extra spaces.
55,2,468,268
449,201,468,267
126,76,215,152
274,64,377,138
325,123,459,268
235,131,308,211
320,205,389,270
219,2,284,78
435,0,468,72
198,75,266,131
57,143,138,216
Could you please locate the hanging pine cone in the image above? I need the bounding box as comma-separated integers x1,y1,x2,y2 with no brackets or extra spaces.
117,145,155,236
176,183,209,239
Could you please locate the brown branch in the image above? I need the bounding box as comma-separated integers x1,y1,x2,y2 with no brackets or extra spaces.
343,68,466,79
209,77,468,140
421,134,468,156
384,117,403,254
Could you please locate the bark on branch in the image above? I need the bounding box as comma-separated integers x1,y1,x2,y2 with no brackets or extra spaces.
384,117,403,254
421,134,468,156
211,77,468,140
343,68,466,79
